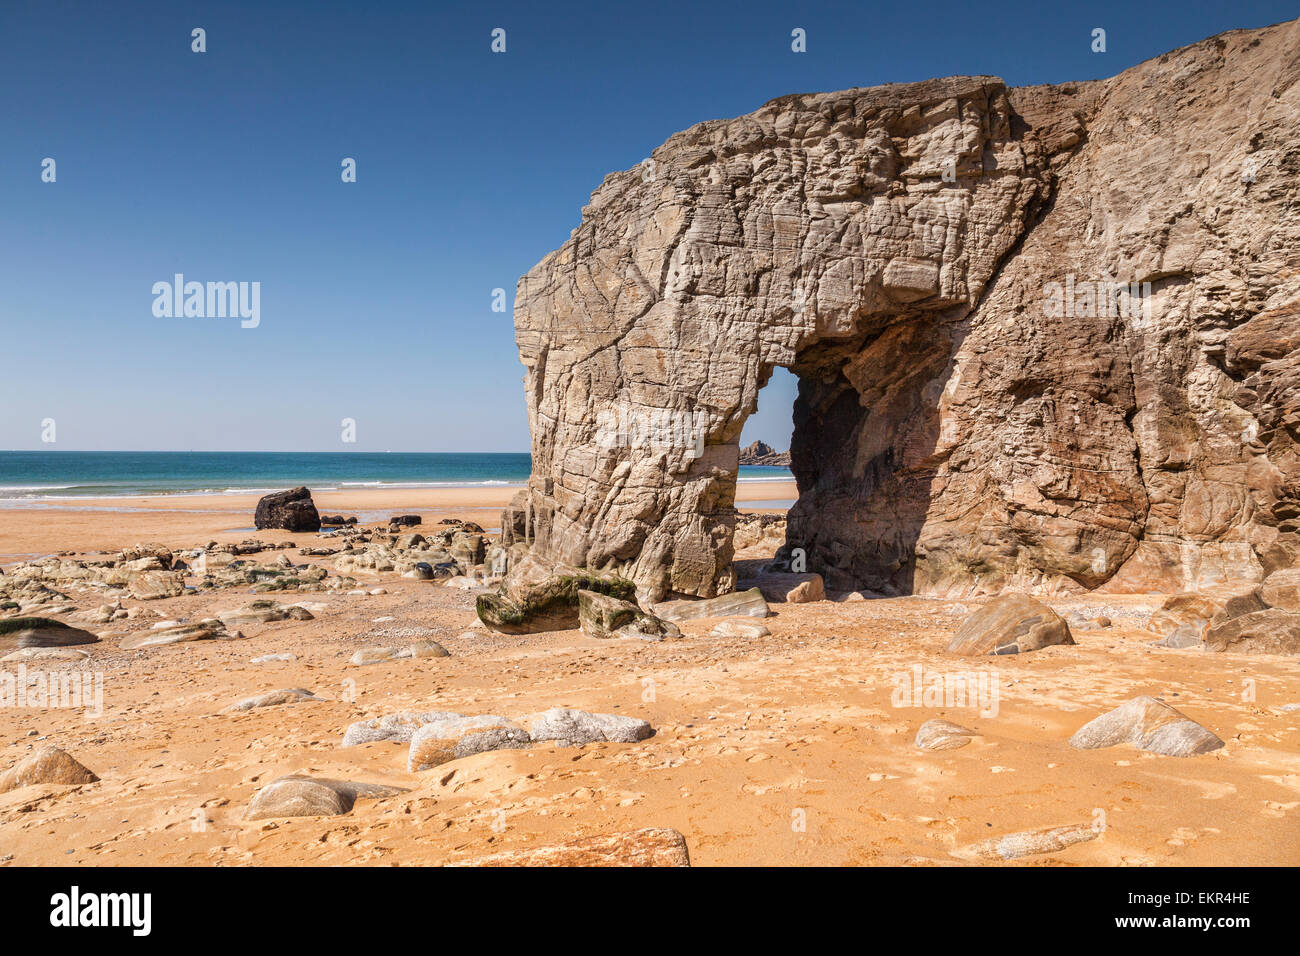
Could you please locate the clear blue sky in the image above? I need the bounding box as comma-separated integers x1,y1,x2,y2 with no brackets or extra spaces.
2,0,1292,452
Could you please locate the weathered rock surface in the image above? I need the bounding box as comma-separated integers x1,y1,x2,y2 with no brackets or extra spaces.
951,823,1099,861
1204,608,1300,655
502,21,1300,602
224,688,322,712
407,715,532,771
342,710,464,747
217,601,314,628
254,486,321,533
0,747,99,793
244,775,407,820
0,617,99,651
452,827,691,867
120,619,234,648
523,708,655,747
1261,567,1300,611
946,593,1074,656
476,563,637,634
655,588,771,622
1069,696,1224,756
576,589,678,640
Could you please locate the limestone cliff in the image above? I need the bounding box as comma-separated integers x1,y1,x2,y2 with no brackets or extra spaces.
505,20,1300,602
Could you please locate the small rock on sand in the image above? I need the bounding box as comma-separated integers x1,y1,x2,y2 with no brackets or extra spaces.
342,711,465,747
224,688,322,712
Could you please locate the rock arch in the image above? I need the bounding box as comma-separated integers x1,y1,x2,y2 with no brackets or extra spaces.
504,22,1300,603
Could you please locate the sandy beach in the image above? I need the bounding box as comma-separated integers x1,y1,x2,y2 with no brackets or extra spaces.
2,483,1298,867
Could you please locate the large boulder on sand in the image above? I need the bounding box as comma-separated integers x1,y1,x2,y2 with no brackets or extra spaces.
254,486,321,533
946,593,1074,656
576,590,679,640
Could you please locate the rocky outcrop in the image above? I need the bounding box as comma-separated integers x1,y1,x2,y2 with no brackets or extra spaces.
254,486,321,533
739,440,792,467
503,20,1300,602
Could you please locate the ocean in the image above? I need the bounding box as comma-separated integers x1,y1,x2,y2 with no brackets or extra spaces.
0,451,793,500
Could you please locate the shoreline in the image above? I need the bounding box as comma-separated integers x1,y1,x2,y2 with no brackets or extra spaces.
0,481,799,561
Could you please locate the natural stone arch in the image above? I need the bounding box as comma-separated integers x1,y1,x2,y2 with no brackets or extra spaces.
504,24,1300,603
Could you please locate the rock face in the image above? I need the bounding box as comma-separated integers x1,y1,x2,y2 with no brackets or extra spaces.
503,20,1300,602
946,593,1074,656
254,487,321,533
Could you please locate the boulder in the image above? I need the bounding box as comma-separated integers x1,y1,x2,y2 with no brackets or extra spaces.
946,594,1074,656
655,588,771,622
120,619,232,648
710,619,771,638
576,590,678,640
0,617,99,651
744,571,825,604
244,775,408,820
1069,696,1223,756
0,747,99,793
407,715,531,771
452,828,691,867
1203,608,1300,655
254,487,321,533
523,708,654,748
217,600,314,628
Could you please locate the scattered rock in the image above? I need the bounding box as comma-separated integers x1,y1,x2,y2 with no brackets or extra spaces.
476,565,638,634
710,619,770,638
224,688,322,712
120,619,233,648
0,747,99,794
946,594,1074,656
407,715,531,771
452,827,691,867
915,719,978,751
244,775,407,820
251,653,297,663
254,486,321,533
1261,567,1300,612
127,570,186,601
523,708,655,748
217,601,315,628
951,823,1099,861
577,589,679,641
342,711,464,747
1069,696,1224,756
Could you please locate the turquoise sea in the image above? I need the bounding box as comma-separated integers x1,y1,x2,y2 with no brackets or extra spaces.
0,451,793,500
